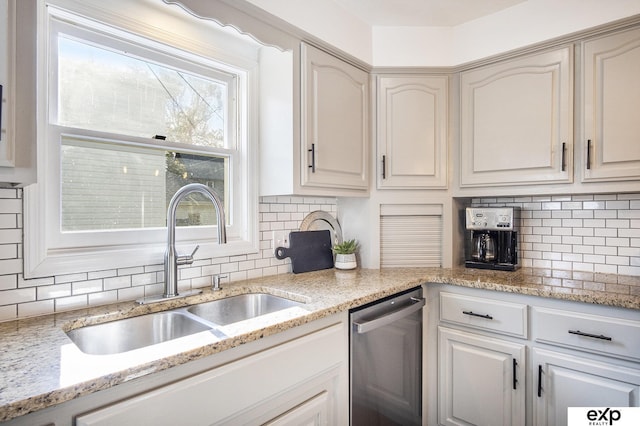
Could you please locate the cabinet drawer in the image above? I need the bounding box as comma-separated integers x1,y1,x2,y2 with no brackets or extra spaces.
440,292,528,338
532,307,640,362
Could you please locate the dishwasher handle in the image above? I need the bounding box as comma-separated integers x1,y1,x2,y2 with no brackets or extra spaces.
353,297,425,334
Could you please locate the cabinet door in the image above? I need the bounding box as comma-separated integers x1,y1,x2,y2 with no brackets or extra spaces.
301,43,368,190
0,0,13,167
533,348,640,426
459,47,573,187
77,322,347,426
0,0,36,186
265,391,329,426
582,27,640,182
438,327,525,426
376,75,448,189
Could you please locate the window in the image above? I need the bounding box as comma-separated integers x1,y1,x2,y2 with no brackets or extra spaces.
24,2,260,277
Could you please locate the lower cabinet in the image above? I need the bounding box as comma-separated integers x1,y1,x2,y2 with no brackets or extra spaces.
533,348,640,426
438,327,525,426
0,314,348,426
76,320,347,425
428,284,640,426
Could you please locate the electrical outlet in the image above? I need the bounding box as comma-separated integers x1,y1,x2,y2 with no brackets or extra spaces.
272,230,289,250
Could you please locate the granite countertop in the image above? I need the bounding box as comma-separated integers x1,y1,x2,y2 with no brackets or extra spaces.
1,267,639,422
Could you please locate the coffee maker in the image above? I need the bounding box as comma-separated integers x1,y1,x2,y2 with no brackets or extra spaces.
465,207,519,271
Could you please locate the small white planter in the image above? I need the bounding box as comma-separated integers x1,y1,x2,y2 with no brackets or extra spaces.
334,253,357,270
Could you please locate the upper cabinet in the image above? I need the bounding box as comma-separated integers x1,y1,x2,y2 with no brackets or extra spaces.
376,75,448,189
582,26,640,182
300,43,369,192
459,47,573,188
0,0,36,187
259,42,369,197
0,0,11,168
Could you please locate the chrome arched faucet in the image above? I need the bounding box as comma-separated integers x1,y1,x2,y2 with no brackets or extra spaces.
138,183,226,304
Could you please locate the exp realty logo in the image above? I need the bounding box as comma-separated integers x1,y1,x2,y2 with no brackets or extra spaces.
568,407,640,426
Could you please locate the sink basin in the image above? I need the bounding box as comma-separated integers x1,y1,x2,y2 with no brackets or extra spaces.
66,311,212,355
187,293,303,325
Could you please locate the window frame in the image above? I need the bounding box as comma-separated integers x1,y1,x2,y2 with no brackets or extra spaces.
24,1,259,278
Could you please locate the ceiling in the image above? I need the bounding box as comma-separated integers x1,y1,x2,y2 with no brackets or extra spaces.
334,0,527,27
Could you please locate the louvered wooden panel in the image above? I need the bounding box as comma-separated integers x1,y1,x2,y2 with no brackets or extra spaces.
380,214,442,268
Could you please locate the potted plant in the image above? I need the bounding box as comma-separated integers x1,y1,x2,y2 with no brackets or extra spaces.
332,239,358,270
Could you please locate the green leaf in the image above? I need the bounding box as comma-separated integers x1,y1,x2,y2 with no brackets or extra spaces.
332,239,358,254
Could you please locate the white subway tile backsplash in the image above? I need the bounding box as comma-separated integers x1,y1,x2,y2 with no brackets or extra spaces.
573,245,594,254
0,195,341,320
18,300,54,317
103,275,132,291
0,244,17,260
0,199,21,214
72,280,104,295
37,284,71,300
571,210,594,219
573,228,594,237
0,229,21,244
131,272,157,287
562,236,583,245
88,269,118,280
552,244,572,253
594,210,617,219
606,237,630,247
471,192,640,278
118,266,145,276
2,288,36,305
620,229,640,238
55,273,89,284
87,290,118,306
0,275,16,291
117,286,145,300
595,246,618,255
55,295,88,311
0,214,17,228
0,258,22,275
620,266,640,276
562,218,583,227
606,200,630,209
620,210,640,219
179,267,202,280
561,201,582,210
542,202,562,210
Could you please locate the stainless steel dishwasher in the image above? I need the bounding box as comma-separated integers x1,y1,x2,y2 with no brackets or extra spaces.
350,286,425,425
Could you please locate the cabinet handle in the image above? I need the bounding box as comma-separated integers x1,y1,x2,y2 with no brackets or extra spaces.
537,365,543,397
512,358,518,390
568,329,612,341
586,139,592,170
382,155,386,179
462,310,493,320
561,142,566,171
308,143,316,173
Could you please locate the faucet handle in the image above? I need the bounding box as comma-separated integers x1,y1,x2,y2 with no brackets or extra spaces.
176,244,200,266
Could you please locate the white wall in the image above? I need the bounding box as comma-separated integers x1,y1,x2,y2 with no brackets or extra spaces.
449,0,640,66
245,0,373,64
246,0,640,67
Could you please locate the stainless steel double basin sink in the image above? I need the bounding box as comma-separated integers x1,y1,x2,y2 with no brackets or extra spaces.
66,293,305,355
